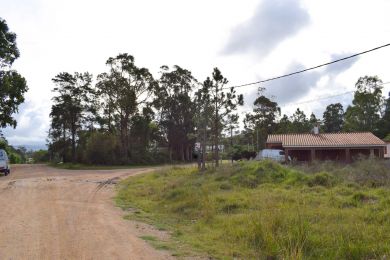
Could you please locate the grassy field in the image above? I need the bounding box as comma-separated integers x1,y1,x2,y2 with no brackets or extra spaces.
116,159,390,259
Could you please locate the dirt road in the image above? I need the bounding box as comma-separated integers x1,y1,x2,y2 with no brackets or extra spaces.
0,164,173,260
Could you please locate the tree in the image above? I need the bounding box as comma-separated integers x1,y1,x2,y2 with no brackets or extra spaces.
226,113,239,162
96,54,155,162
0,18,19,68
376,92,390,138
201,68,243,167
344,76,383,132
246,95,280,128
323,103,344,133
49,72,93,162
290,108,311,133
276,114,292,133
153,65,198,161
244,93,280,149
194,81,213,170
32,150,50,163
0,18,28,128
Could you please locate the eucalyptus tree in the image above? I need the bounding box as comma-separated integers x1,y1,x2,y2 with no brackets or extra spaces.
244,94,280,149
49,72,93,162
376,92,390,138
0,17,28,129
201,68,243,167
344,76,383,132
290,108,311,133
323,103,344,133
96,53,155,162
153,65,198,161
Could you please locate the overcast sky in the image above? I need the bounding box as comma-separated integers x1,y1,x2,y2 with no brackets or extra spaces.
1,0,390,147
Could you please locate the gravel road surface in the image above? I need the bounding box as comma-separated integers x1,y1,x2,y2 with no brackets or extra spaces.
0,164,173,260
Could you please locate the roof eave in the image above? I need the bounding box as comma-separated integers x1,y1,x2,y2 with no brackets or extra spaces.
283,144,386,148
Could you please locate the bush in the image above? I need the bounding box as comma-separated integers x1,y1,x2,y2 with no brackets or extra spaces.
32,150,49,163
307,172,337,187
347,159,390,187
85,132,119,165
229,160,305,188
8,152,22,164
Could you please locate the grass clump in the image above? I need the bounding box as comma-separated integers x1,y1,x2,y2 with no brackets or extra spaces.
307,172,337,187
116,160,390,259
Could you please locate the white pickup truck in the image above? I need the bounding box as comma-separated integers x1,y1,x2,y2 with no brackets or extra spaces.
255,149,291,163
0,149,10,176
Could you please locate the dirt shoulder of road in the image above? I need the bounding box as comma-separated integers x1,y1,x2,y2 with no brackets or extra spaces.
0,164,175,259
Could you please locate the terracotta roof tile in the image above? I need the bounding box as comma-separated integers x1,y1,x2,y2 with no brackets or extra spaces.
267,132,385,148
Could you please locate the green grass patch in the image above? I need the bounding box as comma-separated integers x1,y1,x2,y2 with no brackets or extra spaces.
116,160,390,259
139,235,176,252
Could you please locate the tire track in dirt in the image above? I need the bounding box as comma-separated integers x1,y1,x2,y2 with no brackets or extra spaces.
0,164,173,260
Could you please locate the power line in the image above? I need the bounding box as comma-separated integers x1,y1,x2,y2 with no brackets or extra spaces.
227,43,390,90
292,91,354,105
239,81,390,113
290,81,390,106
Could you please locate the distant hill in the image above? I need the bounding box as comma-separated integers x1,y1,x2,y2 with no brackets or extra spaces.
14,144,47,151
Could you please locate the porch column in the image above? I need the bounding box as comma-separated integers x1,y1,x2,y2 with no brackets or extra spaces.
370,149,374,158
379,148,384,159
285,149,289,162
345,148,351,163
310,149,316,162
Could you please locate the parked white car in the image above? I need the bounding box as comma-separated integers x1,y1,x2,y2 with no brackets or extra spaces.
0,149,10,176
255,149,291,163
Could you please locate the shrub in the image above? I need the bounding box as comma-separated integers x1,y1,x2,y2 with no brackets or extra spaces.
307,172,337,187
348,159,390,187
85,132,119,165
8,152,22,164
230,160,306,188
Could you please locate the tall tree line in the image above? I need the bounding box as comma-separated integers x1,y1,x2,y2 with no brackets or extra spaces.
241,75,390,152
48,55,242,165
48,52,390,166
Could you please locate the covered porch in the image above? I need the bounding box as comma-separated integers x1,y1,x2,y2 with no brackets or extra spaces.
284,147,385,163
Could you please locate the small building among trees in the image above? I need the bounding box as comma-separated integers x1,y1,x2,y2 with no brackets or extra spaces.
266,132,386,162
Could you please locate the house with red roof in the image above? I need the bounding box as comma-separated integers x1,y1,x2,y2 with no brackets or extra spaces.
266,132,386,162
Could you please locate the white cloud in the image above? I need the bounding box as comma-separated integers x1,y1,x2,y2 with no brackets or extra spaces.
223,0,310,57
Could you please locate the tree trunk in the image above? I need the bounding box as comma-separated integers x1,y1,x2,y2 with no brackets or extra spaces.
186,145,191,162
201,125,206,171
231,127,233,164
215,109,219,167
181,144,185,161
71,128,76,163
120,115,129,163
62,123,66,163
197,147,201,170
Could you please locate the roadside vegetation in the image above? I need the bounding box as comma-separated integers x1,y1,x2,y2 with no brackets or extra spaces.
117,159,390,259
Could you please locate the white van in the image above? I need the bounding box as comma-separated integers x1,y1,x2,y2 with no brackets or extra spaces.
255,149,291,163
0,149,10,176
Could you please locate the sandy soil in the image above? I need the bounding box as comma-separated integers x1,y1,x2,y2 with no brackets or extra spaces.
0,164,174,260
